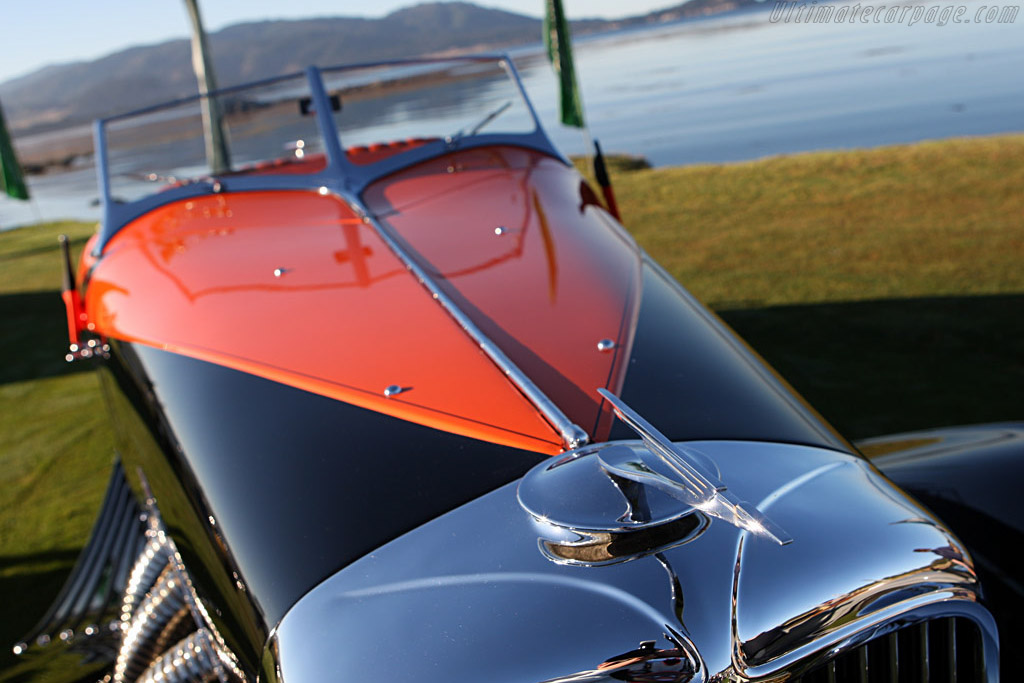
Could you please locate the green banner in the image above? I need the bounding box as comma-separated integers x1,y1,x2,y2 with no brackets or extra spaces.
0,100,29,201
544,0,585,128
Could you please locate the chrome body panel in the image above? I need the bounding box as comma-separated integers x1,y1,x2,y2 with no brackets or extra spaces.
269,440,995,682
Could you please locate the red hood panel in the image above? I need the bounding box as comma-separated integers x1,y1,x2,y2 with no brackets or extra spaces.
364,147,642,438
85,191,562,453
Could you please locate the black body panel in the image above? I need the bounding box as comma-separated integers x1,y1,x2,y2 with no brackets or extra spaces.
98,341,546,672
869,424,1024,676
611,262,850,452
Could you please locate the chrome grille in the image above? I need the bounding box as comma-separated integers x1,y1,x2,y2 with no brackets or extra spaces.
795,617,984,683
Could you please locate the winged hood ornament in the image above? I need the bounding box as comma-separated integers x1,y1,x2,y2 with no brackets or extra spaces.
596,389,792,546
518,390,791,564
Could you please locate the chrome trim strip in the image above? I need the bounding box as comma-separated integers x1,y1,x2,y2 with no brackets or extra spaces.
133,474,244,683
357,209,589,450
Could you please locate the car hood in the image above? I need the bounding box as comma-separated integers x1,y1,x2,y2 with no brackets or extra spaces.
84,146,848,462
267,440,986,682
85,147,640,454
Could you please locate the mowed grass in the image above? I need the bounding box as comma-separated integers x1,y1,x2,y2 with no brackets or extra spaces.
602,134,1024,306
1,135,1022,668
0,221,114,670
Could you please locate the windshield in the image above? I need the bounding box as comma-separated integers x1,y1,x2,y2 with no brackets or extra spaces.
323,59,538,163
99,57,544,206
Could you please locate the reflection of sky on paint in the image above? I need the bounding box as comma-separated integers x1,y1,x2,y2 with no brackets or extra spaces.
3,4,1023,227
0,0,680,85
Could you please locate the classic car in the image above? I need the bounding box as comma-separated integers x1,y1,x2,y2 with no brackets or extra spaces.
10,55,1020,682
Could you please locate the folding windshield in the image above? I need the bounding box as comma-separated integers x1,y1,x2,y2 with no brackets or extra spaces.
93,56,556,250
321,59,539,164
101,72,324,205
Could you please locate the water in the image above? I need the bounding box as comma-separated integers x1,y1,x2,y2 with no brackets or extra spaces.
2,3,1021,228
532,3,1023,163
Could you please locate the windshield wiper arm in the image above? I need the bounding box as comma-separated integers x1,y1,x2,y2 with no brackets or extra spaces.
449,100,513,144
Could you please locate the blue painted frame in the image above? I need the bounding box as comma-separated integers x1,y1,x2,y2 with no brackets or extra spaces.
92,55,566,255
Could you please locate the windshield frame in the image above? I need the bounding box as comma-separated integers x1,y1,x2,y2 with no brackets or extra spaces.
92,55,565,254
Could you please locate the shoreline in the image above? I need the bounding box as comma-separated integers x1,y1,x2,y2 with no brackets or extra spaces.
4,131,1022,232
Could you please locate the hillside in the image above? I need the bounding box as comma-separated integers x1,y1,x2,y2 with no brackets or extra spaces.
0,0,762,135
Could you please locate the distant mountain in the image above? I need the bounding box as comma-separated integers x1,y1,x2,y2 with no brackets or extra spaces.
0,0,760,135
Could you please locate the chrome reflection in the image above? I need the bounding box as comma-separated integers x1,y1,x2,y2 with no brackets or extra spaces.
271,434,998,683
598,389,791,546
539,514,709,567
540,635,699,683
790,617,987,683
727,458,988,679
519,392,796,568
734,552,980,674
519,440,712,567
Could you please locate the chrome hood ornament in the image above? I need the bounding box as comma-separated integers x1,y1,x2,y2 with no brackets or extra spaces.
518,390,790,565
597,389,792,546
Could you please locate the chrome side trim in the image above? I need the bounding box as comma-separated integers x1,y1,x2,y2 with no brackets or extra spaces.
14,460,147,654
356,208,589,450
114,474,247,683
135,629,234,683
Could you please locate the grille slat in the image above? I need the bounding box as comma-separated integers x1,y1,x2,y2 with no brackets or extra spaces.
922,621,931,682
866,631,889,683
889,631,900,682
793,617,985,683
948,618,958,683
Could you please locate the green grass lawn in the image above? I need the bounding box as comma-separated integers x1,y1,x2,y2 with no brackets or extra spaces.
1,134,1023,670
610,135,1024,306
0,221,114,673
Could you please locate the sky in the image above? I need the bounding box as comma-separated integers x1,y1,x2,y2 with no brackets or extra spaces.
0,0,680,85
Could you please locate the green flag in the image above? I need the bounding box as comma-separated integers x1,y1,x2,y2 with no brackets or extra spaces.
0,100,29,201
544,0,585,128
